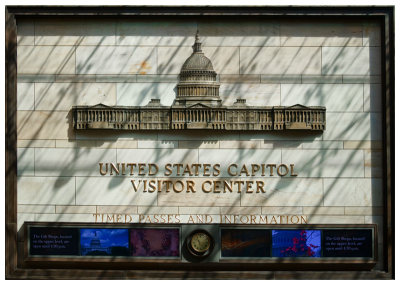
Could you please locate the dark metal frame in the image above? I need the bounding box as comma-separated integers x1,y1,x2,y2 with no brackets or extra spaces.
5,6,394,279
22,222,377,270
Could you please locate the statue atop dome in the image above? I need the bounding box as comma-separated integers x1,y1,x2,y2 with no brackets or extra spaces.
192,30,202,53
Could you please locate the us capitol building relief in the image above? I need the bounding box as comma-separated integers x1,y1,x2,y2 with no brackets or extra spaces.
72,32,326,132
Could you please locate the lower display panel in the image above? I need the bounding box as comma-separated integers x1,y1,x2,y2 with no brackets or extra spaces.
23,223,377,271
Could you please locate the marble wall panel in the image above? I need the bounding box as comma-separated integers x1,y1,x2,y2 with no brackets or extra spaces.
307,215,365,224
117,148,198,177
324,113,382,141
261,206,303,214
117,83,176,106
157,46,192,74
198,20,280,46
240,47,321,75
219,140,261,149
116,20,197,46
241,178,323,207
17,176,75,205
301,141,344,149
56,205,97,214
76,46,157,75
34,148,117,176
35,19,116,46
35,213,96,223
138,140,178,149
302,206,344,215
17,139,56,148
280,21,363,46
219,83,280,106
343,140,382,150
14,18,385,229
322,47,381,75
178,141,219,149
219,206,262,215
18,46,75,74
35,83,116,111
76,177,156,206
198,149,281,178
97,205,138,214
17,83,35,110
157,130,240,141
239,131,323,142
18,205,56,214
281,84,363,112
178,206,220,214
75,130,157,141
281,149,364,178
202,46,240,74
17,111,72,140
17,148,35,176
323,178,383,206
138,206,179,214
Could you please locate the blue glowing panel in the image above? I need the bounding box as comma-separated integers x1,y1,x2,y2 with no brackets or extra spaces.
80,229,129,256
272,230,321,257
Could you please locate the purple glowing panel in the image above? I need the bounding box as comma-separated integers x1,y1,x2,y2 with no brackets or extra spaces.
130,228,180,257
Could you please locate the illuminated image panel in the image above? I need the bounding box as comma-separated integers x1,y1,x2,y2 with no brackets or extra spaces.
221,229,270,258
130,228,180,257
272,230,321,257
80,229,129,256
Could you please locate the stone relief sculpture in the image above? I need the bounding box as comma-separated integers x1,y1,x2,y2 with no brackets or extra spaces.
72,32,326,131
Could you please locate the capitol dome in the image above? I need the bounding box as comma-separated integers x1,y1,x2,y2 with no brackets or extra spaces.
174,31,221,107
180,31,215,73
181,51,214,72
